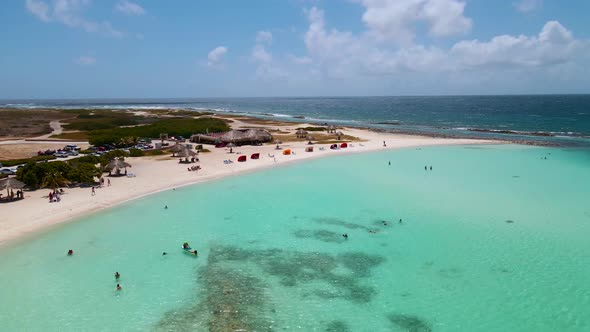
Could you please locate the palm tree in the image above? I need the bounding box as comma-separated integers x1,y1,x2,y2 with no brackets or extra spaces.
41,171,70,191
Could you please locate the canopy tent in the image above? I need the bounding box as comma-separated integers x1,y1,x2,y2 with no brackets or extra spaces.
340,142,348,148
237,155,247,162
250,153,260,159
282,149,292,155
305,147,314,152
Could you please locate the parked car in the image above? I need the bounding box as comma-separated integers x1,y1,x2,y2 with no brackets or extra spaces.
0,168,16,175
55,151,69,158
65,144,81,151
68,150,79,156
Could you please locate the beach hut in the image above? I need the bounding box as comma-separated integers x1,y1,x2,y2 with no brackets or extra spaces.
237,155,247,162
283,149,292,155
305,147,314,152
105,158,132,176
250,153,260,159
340,142,348,148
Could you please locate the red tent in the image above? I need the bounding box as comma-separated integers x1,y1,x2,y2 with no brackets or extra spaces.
237,155,247,162
340,142,348,148
251,153,260,159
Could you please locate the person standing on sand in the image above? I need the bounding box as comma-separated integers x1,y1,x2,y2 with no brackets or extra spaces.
107,179,111,186
91,187,96,196
49,192,53,202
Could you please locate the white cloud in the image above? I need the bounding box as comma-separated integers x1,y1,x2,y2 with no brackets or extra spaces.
26,0,50,22
357,0,472,43
256,30,273,44
252,45,272,63
25,0,123,37
207,46,228,67
514,0,542,13
451,21,578,68
300,6,585,79
288,55,313,64
74,56,96,65
115,0,145,16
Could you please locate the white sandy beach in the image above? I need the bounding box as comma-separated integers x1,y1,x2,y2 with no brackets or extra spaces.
0,126,495,247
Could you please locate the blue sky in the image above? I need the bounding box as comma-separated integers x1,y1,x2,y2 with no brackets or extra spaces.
1,0,589,98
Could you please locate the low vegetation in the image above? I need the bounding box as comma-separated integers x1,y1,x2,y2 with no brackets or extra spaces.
0,155,56,167
88,117,229,146
297,126,327,132
0,109,65,137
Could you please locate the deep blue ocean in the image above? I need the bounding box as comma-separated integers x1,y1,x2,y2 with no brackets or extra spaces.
2,95,589,146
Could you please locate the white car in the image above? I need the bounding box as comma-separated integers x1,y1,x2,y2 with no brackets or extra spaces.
55,151,69,158
0,168,16,175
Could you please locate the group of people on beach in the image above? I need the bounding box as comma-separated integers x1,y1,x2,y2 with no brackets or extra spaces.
48,190,62,203
2,189,24,200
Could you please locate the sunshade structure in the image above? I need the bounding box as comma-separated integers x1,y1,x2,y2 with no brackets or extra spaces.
0,177,25,202
191,129,272,146
283,149,292,155
176,148,197,158
296,129,308,138
170,143,190,156
0,177,25,191
105,158,132,176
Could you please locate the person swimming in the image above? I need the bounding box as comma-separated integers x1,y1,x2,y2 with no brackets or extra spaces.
164,205,168,209
342,233,348,239
114,272,120,279
183,242,190,249
67,249,74,256
382,220,388,226
399,219,403,224
116,284,122,291
162,252,167,255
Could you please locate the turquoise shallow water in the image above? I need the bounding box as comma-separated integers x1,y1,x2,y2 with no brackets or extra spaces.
1,145,590,331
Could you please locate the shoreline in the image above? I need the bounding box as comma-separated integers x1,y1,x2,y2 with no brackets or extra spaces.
0,124,502,248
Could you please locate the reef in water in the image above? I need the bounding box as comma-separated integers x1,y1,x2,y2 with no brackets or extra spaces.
388,313,432,332
155,245,386,330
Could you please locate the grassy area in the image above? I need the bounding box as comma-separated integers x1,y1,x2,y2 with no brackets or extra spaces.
50,132,90,140
0,109,65,138
88,117,229,146
61,110,155,131
297,126,327,132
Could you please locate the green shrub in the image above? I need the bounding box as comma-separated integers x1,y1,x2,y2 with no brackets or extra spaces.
129,148,144,157
88,118,229,147
297,127,326,132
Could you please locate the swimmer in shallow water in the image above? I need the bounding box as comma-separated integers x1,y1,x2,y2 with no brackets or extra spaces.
67,249,74,256
116,284,122,291
342,233,348,239
162,252,167,255
164,205,168,209
114,272,120,279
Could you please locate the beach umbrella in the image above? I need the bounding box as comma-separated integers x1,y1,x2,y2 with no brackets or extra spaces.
176,149,197,158
170,144,187,156
0,178,25,195
105,158,132,174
